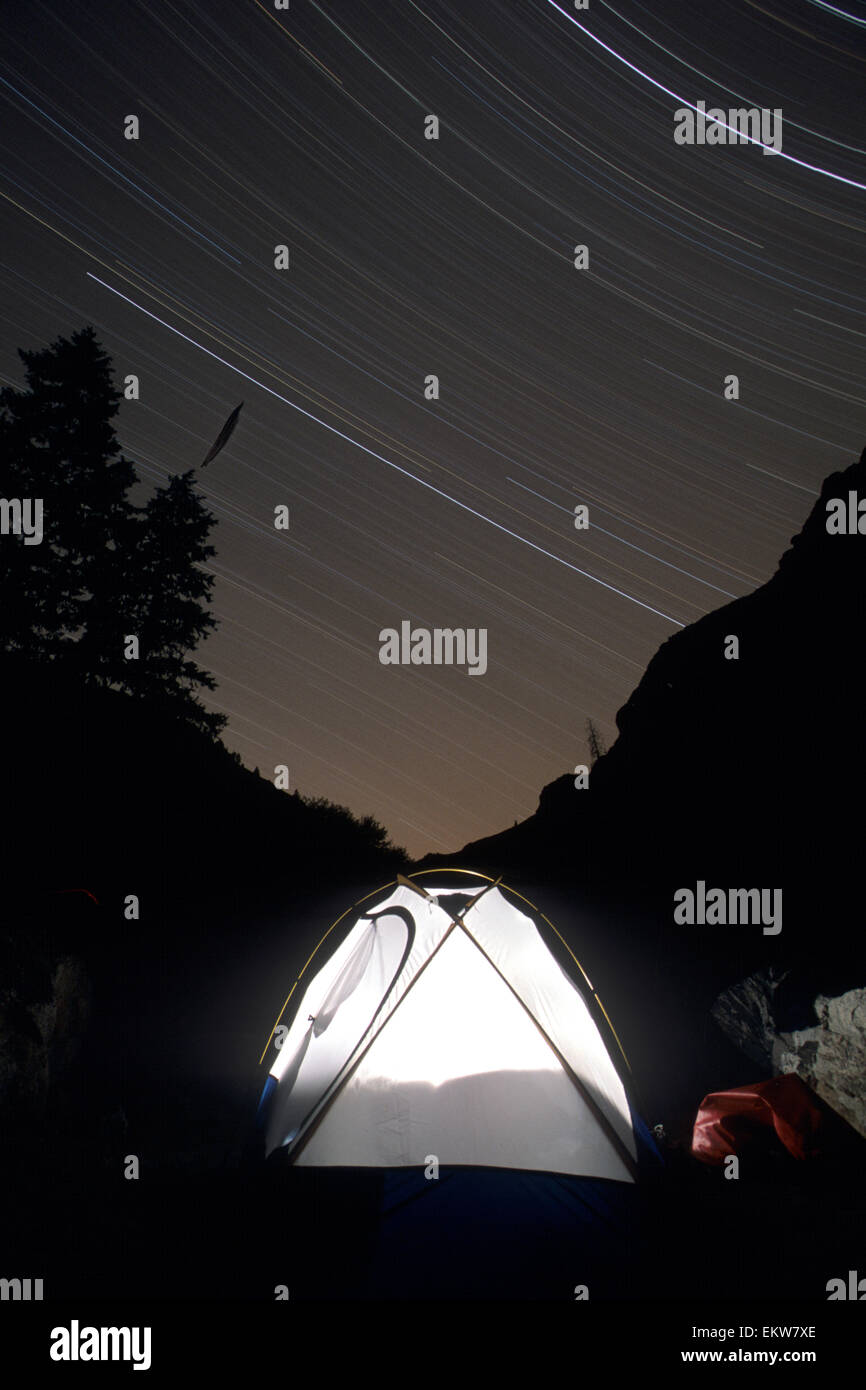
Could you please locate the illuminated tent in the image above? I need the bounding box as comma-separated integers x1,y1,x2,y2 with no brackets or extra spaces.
254,871,659,1297
258,871,646,1180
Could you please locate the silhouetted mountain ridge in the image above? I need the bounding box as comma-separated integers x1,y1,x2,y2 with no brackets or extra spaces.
418,448,865,994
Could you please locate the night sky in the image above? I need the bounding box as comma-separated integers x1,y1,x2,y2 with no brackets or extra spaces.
1,1,863,856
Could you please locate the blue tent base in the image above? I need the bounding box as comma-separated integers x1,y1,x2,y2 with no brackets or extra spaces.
366,1166,656,1300
266,1161,661,1300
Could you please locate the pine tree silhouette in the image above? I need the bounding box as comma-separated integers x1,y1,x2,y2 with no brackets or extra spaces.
118,470,224,736
0,326,135,660
0,325,225,737
586,717,607,765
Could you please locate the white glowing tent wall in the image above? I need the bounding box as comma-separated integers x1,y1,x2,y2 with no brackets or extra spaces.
265,882,637,1182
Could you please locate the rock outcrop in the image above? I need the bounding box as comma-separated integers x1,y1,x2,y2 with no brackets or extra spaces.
712,971,866,1138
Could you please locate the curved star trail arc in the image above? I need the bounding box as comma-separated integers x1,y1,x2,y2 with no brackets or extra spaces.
88,270,687,626
1,0,863,854
545,1,866,188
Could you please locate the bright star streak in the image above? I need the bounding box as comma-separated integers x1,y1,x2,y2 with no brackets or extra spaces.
86,271,685,629
805,1,866,26
545,0,866,190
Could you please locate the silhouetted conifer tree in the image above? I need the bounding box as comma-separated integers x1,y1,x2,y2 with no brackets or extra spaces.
586,717,607,765
117,470,223,735
0,325,225,737
0,327,135,659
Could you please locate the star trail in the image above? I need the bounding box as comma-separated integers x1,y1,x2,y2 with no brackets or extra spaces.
1,0,863,854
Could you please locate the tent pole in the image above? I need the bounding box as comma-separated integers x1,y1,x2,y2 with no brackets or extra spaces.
448,909,640,1182
288,879,501,1163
